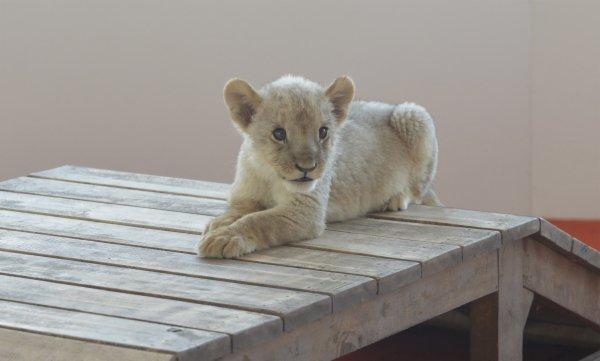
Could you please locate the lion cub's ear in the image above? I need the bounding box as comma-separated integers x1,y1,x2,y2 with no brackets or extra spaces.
223,78,262,129
325,76,355,122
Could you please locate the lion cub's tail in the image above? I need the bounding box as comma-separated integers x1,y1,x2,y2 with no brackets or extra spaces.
422,188,443,206
389,102,437,148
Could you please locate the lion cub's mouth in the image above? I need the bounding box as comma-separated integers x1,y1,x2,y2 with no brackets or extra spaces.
291,176,314,183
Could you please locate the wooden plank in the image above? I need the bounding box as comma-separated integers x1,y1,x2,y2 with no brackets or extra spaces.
470,239,534,361
0,300,230,361
0,328,174,361
0,191,210,234
0,251,331,331
328,218,501,261
0,274,281,352
0,229,376,312
297,230,461,277
371,204,540,242
221,251,499,361
0,209,197,252
496,241,534,361
534,218,574,253
31,165,230,200
0,176,228,216
572,238,600,271
523,238,600,326
0,210,418,297
241,246,421,294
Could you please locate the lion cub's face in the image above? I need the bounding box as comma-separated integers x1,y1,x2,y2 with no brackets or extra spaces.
223,75,355,192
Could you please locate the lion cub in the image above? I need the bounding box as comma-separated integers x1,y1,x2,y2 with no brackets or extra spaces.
198,75,440,258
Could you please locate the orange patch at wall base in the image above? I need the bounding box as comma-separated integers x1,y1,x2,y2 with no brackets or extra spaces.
549,220,600,251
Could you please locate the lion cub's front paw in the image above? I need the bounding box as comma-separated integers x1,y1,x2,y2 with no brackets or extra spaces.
382,193,410,212
198,227,257,259
203,214,239,234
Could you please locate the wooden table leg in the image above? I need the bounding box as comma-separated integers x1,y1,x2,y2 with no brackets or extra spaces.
470,239,534,361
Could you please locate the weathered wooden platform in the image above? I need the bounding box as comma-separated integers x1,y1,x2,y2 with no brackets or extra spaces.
0,165,597,361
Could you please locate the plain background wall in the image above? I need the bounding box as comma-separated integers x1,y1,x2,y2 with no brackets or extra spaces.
531,0,600,219
0,1,597,218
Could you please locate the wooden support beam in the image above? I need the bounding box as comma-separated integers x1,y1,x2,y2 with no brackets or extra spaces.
470,239,533,361
428,310,600,348
523,238,600,326
220,252,498,361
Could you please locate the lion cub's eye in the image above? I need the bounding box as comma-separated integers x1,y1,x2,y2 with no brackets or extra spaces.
272,128,286,142
319,127,329,139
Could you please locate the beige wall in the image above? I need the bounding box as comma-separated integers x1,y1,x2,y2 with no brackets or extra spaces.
531,0,600,219
0,1,596,217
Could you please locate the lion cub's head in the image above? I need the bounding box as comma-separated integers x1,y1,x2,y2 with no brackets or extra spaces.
223,75,355,192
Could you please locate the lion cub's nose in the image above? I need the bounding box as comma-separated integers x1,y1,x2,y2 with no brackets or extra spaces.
295,163,317,173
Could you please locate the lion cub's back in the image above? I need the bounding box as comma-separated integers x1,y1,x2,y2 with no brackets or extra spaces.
327,101,413,221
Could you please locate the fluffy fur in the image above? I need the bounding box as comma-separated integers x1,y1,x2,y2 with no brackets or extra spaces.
198,75,440,258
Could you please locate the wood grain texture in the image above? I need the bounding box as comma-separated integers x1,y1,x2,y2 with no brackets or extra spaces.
32,165,230,200
0,275,281,352
371,204,539,243
523,238,600,326
0,328,174,361
0,176,228,216
241,246,421,294
0,191,210,234
328,218,501,261
0,251,331,331
0,300,230,361
297,230,461,278
221,252,499,361
0,229,376,312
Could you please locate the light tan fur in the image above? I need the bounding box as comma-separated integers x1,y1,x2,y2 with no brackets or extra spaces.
198,75,440,258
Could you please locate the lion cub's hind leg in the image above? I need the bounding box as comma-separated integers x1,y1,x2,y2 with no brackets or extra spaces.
389,102,438,205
